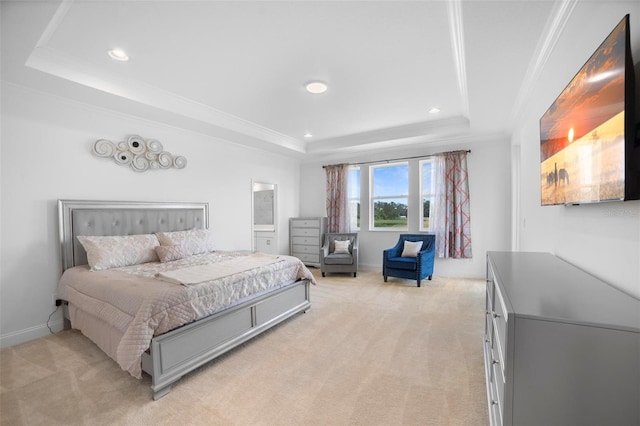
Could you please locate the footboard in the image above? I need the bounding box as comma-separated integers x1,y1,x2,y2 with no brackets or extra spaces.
141,279,311,400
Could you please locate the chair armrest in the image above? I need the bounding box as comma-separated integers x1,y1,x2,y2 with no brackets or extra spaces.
321,239,330,258
417,245,435,264
384,239,405,259
384,247,399,260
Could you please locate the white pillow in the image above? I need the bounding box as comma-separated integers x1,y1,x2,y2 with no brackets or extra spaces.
155,245,188,263
333,240,351,254
401,240,423,257
156,229,215,257
77,234,160,271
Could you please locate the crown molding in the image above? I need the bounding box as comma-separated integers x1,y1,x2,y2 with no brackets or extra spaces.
447,0,469,118
26,1,307,155
306,116,470,154
301,130,508,165
510,0,578,127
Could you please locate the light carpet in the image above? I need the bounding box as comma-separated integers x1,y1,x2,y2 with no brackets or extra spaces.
0,269,489,426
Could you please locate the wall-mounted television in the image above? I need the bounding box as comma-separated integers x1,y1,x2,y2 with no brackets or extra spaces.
540,14,638,206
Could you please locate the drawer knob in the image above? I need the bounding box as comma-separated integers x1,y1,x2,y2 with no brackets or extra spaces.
491,400,498,406
492,359,499,365
493,313,501,319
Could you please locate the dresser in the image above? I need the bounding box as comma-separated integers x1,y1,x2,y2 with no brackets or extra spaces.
484,252,640,426
289,217,327,267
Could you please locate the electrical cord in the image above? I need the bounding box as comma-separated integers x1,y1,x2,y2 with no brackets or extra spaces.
46,305,60,334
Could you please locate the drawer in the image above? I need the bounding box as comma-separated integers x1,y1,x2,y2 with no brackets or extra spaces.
483,335,493,382
485,349,503,426
492,288,507,367
490,376,503,426
484,310,494,348
491,343,505,413
293,253,319,263
292,236,320,246
291,228,320,237
293,244,319,255
291,219,320,228
486,277,495,311
492,320,506,380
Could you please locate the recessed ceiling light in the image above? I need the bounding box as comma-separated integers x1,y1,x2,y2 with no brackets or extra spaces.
304,133,313,138
429,107,441,114
108,48,129,61
305,81,328,94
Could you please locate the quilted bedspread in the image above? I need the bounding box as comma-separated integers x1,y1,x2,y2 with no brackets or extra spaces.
58,251,316,378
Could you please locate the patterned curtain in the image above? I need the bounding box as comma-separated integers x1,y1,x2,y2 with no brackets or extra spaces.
432,150,472,258
325,164,349,233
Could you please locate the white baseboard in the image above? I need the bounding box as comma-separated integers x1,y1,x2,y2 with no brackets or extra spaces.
0,319,64,348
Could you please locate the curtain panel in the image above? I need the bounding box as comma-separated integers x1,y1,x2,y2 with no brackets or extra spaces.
432,150,472,258
325,164,349,233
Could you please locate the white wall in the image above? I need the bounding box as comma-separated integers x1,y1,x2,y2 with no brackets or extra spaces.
513,2,640,298
0,83,301,346
299,137,512,279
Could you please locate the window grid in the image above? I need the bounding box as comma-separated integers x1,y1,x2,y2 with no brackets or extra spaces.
370,162,409,230
347,166,361,230
420,159,434,232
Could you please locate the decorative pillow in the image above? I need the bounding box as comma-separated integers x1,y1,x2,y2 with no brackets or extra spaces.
333,240,351,254
77,234,160,271
155,245,188,263
401,240,423,258
155,228,215,257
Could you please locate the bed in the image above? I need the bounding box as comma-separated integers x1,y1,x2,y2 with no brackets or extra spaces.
56,200,313,400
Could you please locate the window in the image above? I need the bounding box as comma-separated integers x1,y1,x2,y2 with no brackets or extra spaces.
420,159,435,231
347,166,361,230
370,162,409,229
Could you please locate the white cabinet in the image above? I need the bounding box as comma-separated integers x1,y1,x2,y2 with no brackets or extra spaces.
254,231,277,255
289,217,327,267
484,252,640,426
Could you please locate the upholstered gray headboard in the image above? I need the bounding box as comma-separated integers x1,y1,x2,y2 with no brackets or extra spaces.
58,200,209,271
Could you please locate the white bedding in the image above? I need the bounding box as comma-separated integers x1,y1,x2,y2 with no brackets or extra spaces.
155,252,283,285
58,251,316,378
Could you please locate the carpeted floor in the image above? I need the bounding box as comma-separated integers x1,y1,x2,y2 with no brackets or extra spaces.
0,269,489,426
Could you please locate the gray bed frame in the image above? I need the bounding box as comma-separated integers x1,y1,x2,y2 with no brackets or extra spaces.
58,200,311,400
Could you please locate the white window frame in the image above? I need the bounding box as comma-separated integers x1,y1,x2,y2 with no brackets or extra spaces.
419,158,435,232
369,162,409,231
347,166,361,231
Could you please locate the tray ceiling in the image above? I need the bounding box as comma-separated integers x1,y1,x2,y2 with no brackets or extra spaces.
3,1,562,158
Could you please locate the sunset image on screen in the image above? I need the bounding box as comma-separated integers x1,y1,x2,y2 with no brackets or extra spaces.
540,18,627,205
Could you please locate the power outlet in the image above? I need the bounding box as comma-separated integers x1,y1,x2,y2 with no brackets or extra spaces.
52,294,62,306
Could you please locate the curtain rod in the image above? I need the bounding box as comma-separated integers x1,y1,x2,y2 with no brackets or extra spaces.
321,149,471,168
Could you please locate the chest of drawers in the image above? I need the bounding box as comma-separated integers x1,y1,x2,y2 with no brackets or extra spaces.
289,217,327,267
484,252,639,426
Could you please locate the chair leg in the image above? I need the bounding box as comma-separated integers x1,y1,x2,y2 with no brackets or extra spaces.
322,272,326,277
353,272,356,278
417,280,421,287
383,276,388,282
428,275,432,280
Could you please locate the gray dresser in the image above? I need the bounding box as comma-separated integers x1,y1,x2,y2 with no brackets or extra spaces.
289,217,327,267
484,251,640,426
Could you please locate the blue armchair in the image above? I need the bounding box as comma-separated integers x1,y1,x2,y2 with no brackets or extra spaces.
383,234,436,287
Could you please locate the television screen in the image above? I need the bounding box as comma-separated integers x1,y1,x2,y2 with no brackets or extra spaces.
540,14,635,205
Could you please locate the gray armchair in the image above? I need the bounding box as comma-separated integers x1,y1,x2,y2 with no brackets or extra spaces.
320,233,358,277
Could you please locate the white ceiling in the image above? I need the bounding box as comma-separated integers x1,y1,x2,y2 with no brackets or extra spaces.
2,0,562,160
